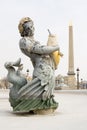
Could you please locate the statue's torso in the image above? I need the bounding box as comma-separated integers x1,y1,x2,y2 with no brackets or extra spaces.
19,37,55,69
19,37,55,84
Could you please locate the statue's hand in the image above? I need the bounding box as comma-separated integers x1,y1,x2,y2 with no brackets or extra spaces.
50,45,60,51
58,51,63,57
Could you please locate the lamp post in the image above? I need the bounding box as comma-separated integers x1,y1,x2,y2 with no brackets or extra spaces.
76,68,80,89
81,78,83,89
26,69,29,78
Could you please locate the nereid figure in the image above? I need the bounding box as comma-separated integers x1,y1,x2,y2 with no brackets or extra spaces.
5,17,61,114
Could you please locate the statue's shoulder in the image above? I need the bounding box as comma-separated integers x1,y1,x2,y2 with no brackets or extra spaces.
19,37,30,44
19,37,26,45
19,37,33,49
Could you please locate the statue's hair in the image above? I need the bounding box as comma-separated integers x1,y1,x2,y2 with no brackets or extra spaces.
18,17,33,36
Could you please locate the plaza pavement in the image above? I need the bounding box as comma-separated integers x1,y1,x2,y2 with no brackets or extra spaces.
0,89,87,130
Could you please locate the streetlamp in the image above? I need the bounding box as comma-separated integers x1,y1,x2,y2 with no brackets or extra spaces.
76,68,80,89
81,78,83,89
26,69,29,78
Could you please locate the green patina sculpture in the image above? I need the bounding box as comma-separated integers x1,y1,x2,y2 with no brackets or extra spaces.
4,17,61,114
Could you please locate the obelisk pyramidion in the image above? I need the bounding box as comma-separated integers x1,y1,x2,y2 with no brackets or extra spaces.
67,22,76,89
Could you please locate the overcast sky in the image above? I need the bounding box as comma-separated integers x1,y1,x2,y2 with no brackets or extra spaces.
0,0,87,80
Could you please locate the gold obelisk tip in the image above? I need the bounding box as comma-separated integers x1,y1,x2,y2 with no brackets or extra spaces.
69,21,73,26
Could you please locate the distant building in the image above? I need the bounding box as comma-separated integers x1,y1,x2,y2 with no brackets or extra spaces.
80,80,87,89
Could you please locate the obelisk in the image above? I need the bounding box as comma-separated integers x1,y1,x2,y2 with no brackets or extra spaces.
68,22,75,75
67,22,76,89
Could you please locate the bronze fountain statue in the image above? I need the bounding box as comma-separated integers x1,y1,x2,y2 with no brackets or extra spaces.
5,17,63,114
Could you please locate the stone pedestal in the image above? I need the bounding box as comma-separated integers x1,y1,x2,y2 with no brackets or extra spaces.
67,75,76,89
34,108,55,115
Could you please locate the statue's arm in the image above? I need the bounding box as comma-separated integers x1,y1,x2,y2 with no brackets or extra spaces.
19,38,60,55
31,43,60,55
